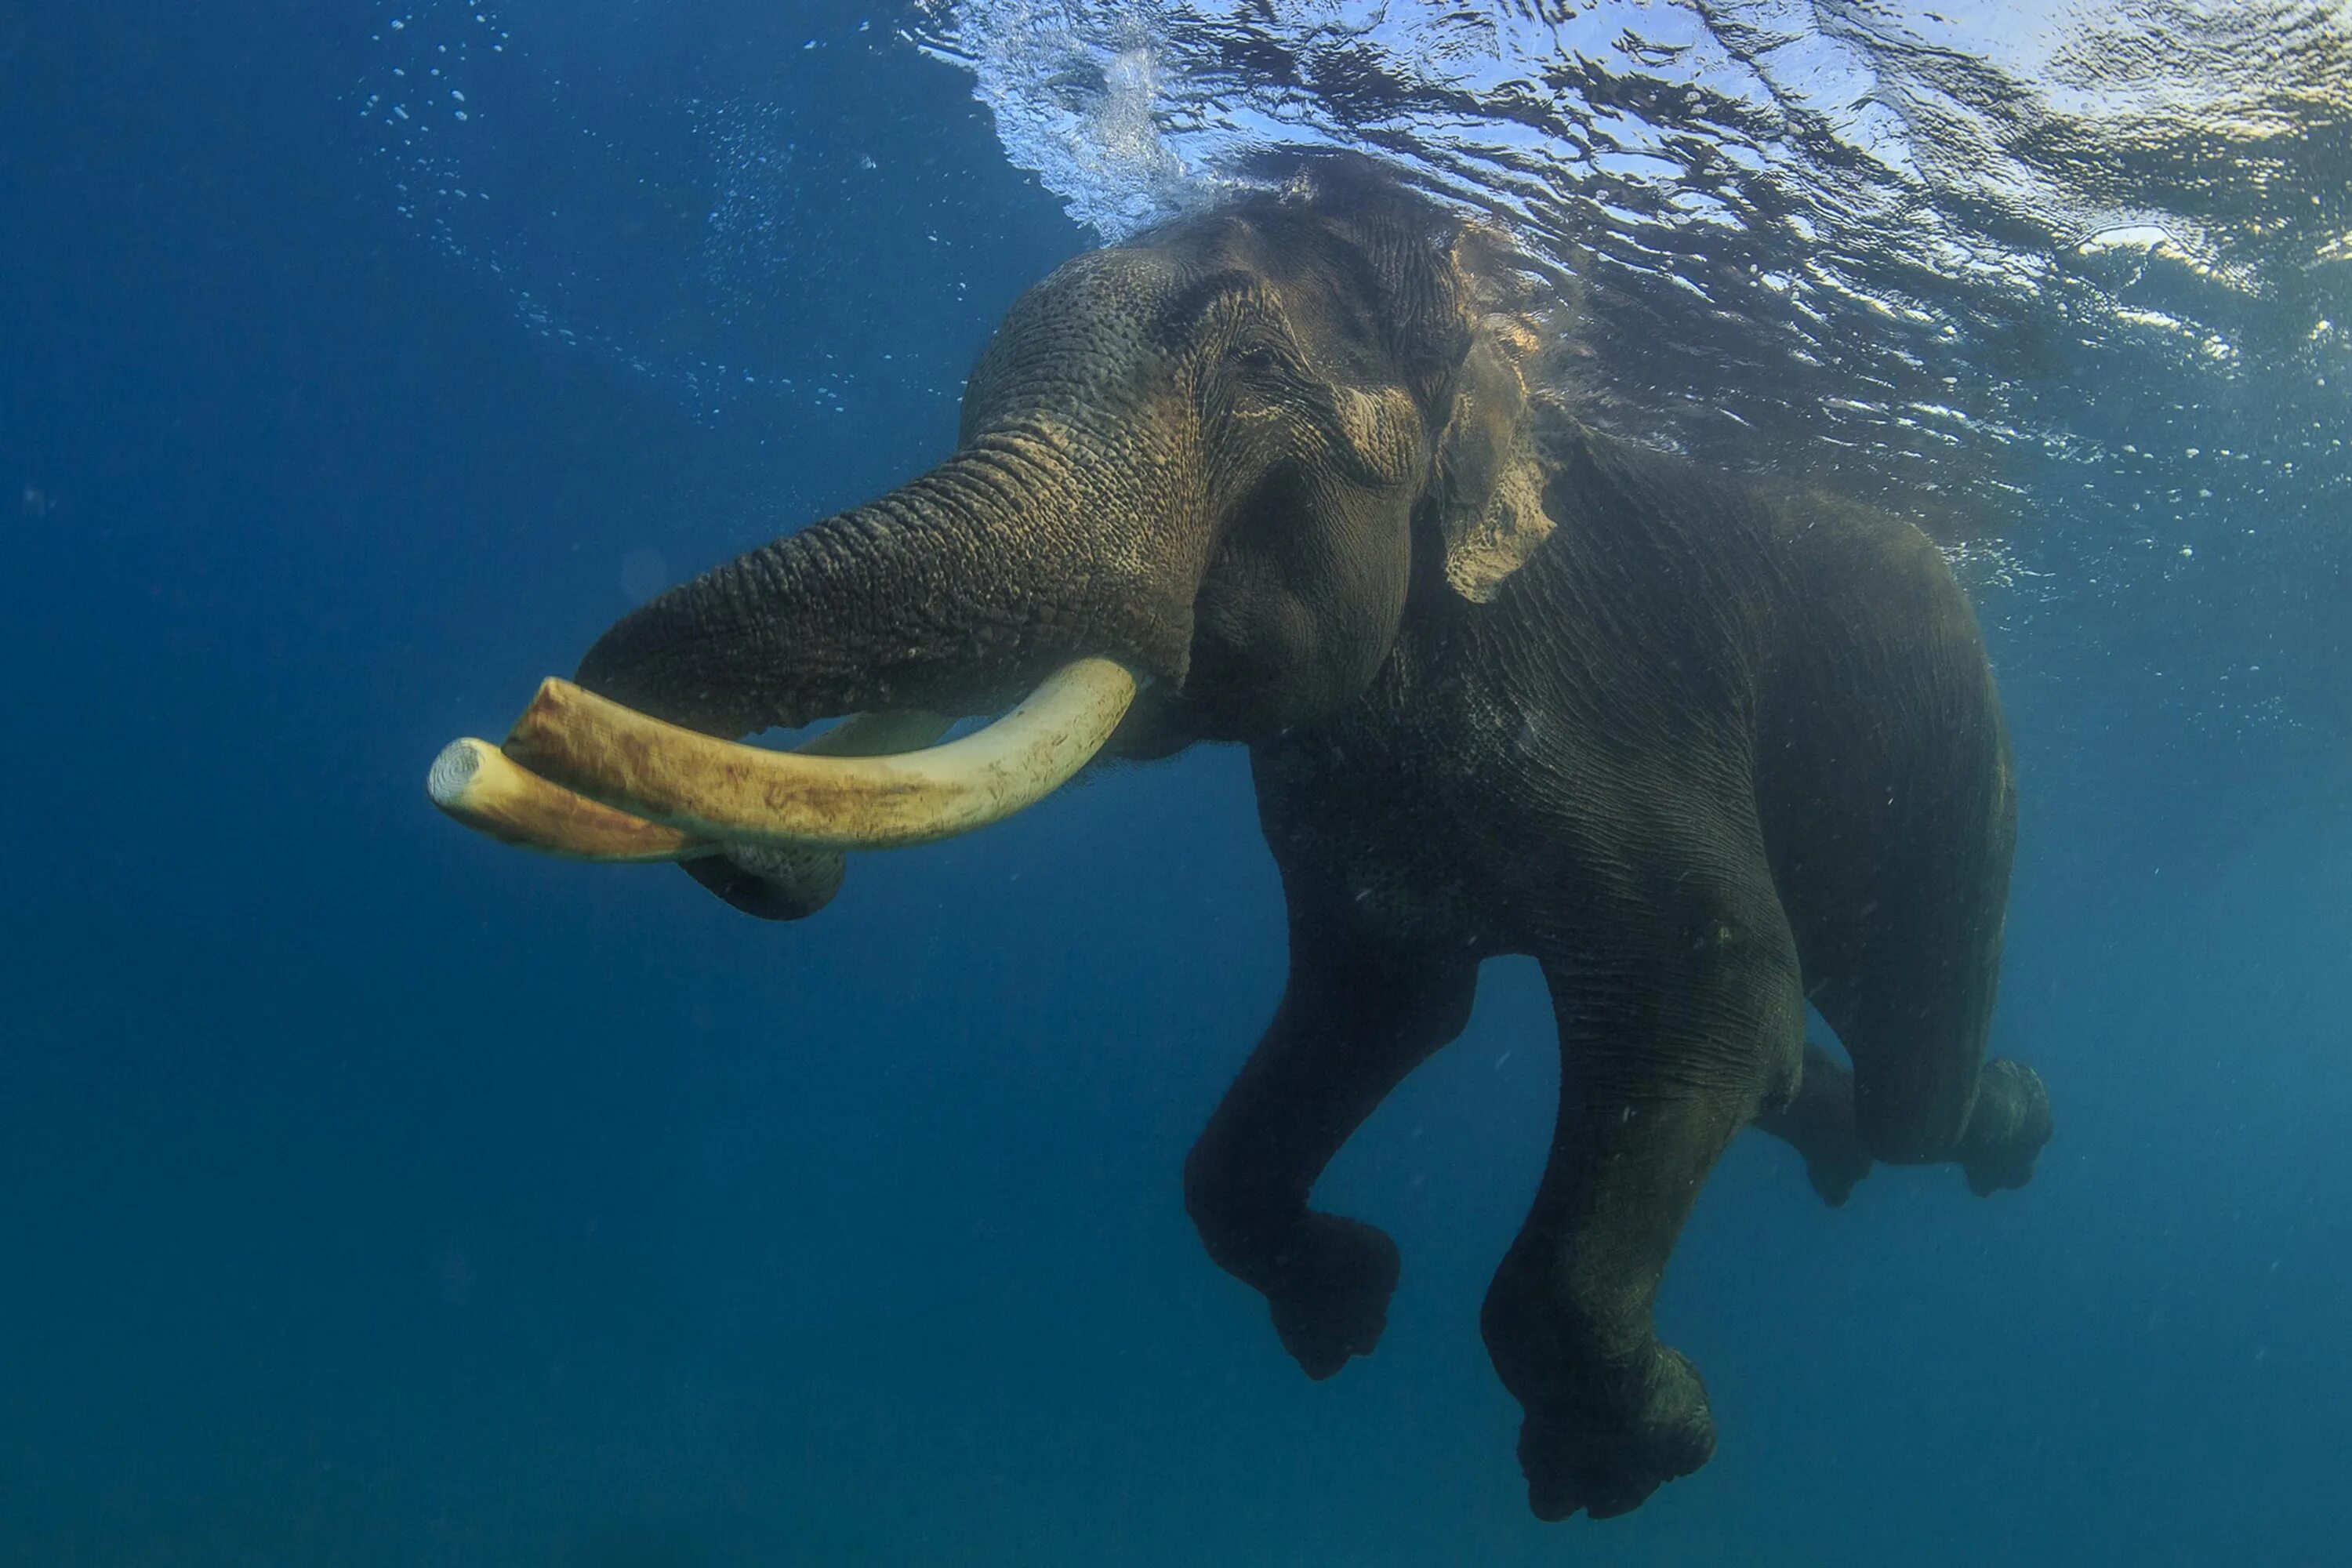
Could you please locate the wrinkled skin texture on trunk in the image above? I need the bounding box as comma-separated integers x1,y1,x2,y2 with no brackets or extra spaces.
570,164,2053,1519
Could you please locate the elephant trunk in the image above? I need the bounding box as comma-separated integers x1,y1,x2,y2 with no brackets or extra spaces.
427,434,1203,861
573,434,1190,739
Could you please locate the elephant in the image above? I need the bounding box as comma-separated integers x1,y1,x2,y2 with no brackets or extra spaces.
431,158,2054,1522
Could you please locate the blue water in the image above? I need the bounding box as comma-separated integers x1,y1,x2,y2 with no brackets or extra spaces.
5,2,2348,1563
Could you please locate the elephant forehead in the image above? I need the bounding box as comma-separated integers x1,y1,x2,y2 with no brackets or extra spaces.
966,248,1203,409
1014,247,1196,339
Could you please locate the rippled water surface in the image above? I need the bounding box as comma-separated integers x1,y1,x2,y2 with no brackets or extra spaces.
920,1,2349,464
920,0,2350,750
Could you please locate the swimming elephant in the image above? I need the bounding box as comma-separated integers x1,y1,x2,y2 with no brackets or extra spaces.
432,162,2053,1521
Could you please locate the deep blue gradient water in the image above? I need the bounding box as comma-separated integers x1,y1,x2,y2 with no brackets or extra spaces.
5,3,2348,1563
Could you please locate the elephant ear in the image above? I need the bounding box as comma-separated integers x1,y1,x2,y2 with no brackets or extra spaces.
1429,320,1560,604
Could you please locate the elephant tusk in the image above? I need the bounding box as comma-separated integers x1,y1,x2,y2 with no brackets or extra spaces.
427,710,953,862
498,657,1140,851
427,737,715,862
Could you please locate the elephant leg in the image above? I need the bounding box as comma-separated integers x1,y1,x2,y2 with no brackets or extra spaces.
1749,1040,2046,1202
1780,717,2053,1186
1807,915,2053,1194
1185,924,1477,1381
1749,1040,1873,1206
1485,861,1806,1521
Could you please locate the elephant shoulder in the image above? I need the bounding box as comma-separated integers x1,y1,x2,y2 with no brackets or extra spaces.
1522,404,1772,542
1512,404,1790,622
1519,406,1964,598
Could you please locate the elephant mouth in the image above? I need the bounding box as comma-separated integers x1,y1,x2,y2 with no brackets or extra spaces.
428,658,1142,862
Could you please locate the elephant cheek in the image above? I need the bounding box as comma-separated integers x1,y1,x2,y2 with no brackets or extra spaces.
1192,583,1354,735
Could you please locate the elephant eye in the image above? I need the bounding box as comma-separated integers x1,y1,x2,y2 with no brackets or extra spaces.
1230,337,1297,383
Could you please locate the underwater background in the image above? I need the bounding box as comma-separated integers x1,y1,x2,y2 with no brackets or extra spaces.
3,1,2348,1563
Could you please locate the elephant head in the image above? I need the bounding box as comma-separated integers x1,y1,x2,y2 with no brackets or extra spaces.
448,166,1568,907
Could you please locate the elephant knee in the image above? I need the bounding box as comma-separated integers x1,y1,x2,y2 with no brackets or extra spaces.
1182,1131,1303,1264
1181,1135,1247,1247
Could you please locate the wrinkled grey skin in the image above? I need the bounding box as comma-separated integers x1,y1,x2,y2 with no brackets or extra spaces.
574,165,2054,1521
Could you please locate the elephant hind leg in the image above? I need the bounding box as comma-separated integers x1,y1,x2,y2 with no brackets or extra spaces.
1751,1041,1873,1206
1786,746,2039,1176
1806,897,2055,1189
1759,530,2035,1178
1747,1040,2051,1201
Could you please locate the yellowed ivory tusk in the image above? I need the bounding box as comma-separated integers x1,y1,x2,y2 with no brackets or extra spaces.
500,657,1139,851
426,736,713,862
427,710,953,862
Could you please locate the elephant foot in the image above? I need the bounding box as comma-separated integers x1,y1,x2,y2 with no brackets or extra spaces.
1265,1214,1401,1380
1516,1345,1716,1521
1804,1143,1873,1207
1958,1058,2054,1196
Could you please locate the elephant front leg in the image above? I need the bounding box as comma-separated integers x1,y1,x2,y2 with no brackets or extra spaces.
1185,925,1476,1380
1486,895,1805,1520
